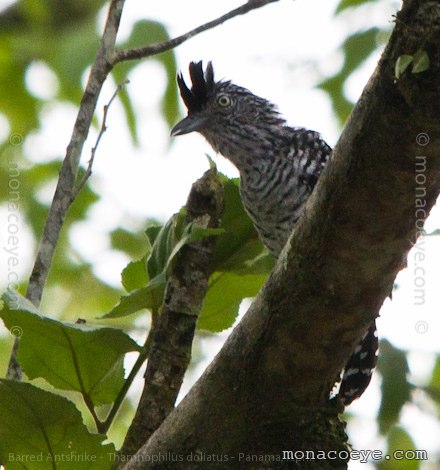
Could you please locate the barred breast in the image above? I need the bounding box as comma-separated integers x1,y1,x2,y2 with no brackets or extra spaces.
239,128,331,258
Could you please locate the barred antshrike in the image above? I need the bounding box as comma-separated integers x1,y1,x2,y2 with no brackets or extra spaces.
171,61,378,405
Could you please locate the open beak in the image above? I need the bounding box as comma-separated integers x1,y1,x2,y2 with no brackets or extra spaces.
171,114,208,137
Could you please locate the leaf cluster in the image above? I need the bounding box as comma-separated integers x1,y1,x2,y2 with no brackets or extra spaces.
319,0,391,124
106,175,274,333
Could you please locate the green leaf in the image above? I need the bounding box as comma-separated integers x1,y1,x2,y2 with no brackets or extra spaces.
205,153,217,170
146,211,185,281
102,278,165,319
193,175,273,332
338,27,381,81
187,225,225,241
0,334,14,378
160,52,180,130
106,213,224,319
212,178,266,272
115,85,139,145
112,20,178,143
429,356,440,390
145,209,221,283
318,28,381,123
318,76,353,124
0,380,114,470
0,56,39,135
105,214,186,318
110,227,151,258
49,264,120,322
107,172,272,323
411,49,429,74
238,251,275,275
378,426,419,470
121,257,149,293
0,1,107,136
145,224,163,246
144,175,265,282
335,0,378,14
0,290,141,406
0,161,96,239
44,20,100,103
377,340,411,435
423,355,440,405
395,55,413,79
426,228,440,236
198,271,268,333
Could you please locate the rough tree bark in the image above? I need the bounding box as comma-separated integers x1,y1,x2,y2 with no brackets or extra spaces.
122,1,440,468
119,169,224,458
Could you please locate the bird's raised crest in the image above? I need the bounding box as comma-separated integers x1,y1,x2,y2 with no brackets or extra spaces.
177,61,215,113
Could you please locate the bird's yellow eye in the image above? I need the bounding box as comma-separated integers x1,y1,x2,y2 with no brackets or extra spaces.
217,94,231,107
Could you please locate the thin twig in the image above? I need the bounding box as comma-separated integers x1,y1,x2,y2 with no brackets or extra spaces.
25,0,124,307
6,0,125,380
102,320,156,434
113,0,279,63
73,79,129,199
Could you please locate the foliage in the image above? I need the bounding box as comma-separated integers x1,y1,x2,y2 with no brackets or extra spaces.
0,170,271,465
395,50,430,79
378,426,419,470
377,340,411,435
105,177,272,332
319,0,391,125
0,380,115,470
0,0,180,327
0,1,106,136
112,20,179,143
1,290,141,406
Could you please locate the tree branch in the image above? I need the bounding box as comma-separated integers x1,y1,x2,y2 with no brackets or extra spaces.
25,0,123,307
113,0,279,63
122,0,440,467
6,0,125,380
118,168,224,460
103,324,156,434
73,79,129,199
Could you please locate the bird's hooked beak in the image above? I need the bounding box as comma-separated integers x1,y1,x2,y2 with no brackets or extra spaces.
170,114,208,137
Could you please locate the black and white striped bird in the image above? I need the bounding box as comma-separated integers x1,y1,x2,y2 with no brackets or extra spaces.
171,61,378,405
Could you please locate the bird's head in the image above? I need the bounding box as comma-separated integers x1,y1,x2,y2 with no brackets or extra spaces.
171,61,285,167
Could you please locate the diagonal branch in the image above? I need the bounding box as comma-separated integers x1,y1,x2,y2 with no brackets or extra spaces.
122,0,440,467
113,0,279,63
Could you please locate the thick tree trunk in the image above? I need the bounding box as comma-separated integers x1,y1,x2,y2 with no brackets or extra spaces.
123,1,440,468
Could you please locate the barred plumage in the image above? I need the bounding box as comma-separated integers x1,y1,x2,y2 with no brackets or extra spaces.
172,61,377,405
